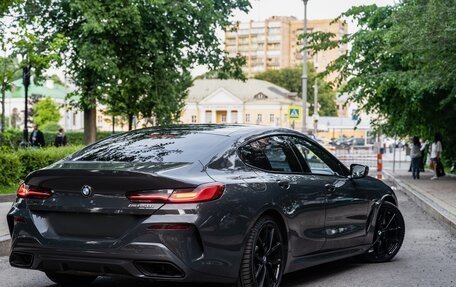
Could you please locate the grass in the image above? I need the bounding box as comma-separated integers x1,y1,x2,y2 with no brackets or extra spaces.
0,185,17,194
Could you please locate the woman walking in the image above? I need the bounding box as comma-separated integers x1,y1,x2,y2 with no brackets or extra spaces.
410,137,422,179
430,133,443,180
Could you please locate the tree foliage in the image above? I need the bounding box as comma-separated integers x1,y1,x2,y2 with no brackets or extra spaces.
33,96,60,127
254,63,337,117
307,0,456,161
17,0,250,140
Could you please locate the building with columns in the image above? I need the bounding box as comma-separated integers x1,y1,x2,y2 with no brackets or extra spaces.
180,79,305,130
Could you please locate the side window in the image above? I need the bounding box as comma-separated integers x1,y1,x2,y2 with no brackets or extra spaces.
239,136,301,173
289,137,343,175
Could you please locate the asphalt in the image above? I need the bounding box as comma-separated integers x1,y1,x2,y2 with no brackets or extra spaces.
384,169,456,232
0,181,455,286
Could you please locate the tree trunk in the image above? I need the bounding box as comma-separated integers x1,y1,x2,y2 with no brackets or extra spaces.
1,83,5,133
84,106,97,144
128,114,133,131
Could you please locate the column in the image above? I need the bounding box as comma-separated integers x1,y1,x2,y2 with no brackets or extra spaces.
227,110,232,124
211,110,216,124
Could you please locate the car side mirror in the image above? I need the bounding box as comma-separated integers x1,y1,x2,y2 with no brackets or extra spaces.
350,164,369,179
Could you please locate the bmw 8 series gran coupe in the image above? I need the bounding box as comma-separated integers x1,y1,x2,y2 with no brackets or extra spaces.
7,125,405,286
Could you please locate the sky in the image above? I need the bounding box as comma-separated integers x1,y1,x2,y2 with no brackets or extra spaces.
191,0,398,76
232,0,397,25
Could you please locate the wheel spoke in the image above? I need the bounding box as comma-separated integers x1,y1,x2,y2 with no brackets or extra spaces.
257,236,266,254
268,227,275,252
266,242,281,257
255,263,264,279
258,264,267,287
266,263,276,284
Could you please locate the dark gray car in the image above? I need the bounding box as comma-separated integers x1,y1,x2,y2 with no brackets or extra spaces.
7,125,405,286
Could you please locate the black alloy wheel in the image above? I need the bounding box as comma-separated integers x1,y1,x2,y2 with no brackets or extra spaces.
238,216,285,287
364,202,405,263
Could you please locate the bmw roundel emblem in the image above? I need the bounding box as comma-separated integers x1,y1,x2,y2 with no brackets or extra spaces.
81,185,93,197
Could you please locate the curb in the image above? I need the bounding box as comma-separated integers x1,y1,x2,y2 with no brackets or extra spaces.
384,170,456,234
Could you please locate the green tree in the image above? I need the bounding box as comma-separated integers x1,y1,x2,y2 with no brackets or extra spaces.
0,56,21,132
255,63,337,116
20,0,250,141
307,1,456,161
33,96,60,127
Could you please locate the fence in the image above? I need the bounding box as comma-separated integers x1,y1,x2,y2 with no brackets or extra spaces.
332,147,378,169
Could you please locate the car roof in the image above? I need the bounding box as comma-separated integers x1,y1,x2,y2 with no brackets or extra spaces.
131,124,303,137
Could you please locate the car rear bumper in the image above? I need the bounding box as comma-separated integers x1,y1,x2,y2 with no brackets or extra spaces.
10,236,236,283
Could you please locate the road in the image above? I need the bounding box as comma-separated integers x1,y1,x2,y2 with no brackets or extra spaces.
0,182,455,287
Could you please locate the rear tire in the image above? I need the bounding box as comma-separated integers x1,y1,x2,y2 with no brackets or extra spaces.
363,202,405,263
45,272,97,286
237,216,286,287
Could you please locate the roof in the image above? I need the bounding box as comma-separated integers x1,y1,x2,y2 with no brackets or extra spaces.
187,79,294,103
5,79,72,100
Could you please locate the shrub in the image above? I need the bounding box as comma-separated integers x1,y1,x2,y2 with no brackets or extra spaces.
0,146,84,188
0,153,22,187
3,129,116,147
17,146,84,178
42,122,62,133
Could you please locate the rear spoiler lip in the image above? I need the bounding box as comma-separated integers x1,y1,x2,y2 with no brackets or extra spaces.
26,161,195,181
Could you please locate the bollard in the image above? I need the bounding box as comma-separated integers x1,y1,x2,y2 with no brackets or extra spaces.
377,153,383,179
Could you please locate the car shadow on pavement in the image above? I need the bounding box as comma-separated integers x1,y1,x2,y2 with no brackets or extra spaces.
282,257,364,286
42,257,365,287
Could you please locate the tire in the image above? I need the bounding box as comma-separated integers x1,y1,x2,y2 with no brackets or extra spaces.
238,216,286,287
45,272,97,286
363,202,405,263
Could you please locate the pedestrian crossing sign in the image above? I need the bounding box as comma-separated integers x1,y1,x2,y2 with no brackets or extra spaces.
288,106,302,121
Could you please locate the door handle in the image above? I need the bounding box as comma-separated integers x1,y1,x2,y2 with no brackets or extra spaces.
276,180,290,190
325,183,336,193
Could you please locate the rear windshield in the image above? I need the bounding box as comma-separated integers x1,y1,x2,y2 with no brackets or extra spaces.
69,129,229,163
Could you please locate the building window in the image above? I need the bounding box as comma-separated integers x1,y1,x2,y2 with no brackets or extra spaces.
221,114,227,123
270,114,274,123
245,114,250,122
257,114,262,123
72,112,77,126
97,115,103,124
191,115,197,123
232,111,238,123
254,92,268,100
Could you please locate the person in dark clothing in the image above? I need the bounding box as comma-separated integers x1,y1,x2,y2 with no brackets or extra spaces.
54,128,67,147
29,124,45,147
420,142,428,172
410,137,421,179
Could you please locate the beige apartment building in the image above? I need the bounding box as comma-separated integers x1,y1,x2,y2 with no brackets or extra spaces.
225,16,348,80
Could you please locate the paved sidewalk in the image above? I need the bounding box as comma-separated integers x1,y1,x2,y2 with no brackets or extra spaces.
384,169,456,232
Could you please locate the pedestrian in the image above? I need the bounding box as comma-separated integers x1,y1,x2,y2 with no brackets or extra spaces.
54,128,67,147
430,133,443,180
420,141,428,172
410,137,421,179
29,124,45,147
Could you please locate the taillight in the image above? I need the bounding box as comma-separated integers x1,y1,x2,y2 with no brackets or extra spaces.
126,182,225,204
17,182,52,199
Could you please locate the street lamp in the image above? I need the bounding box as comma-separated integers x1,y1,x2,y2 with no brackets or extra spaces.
313,58,318,135
21,65,31,147
302,0,309,134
